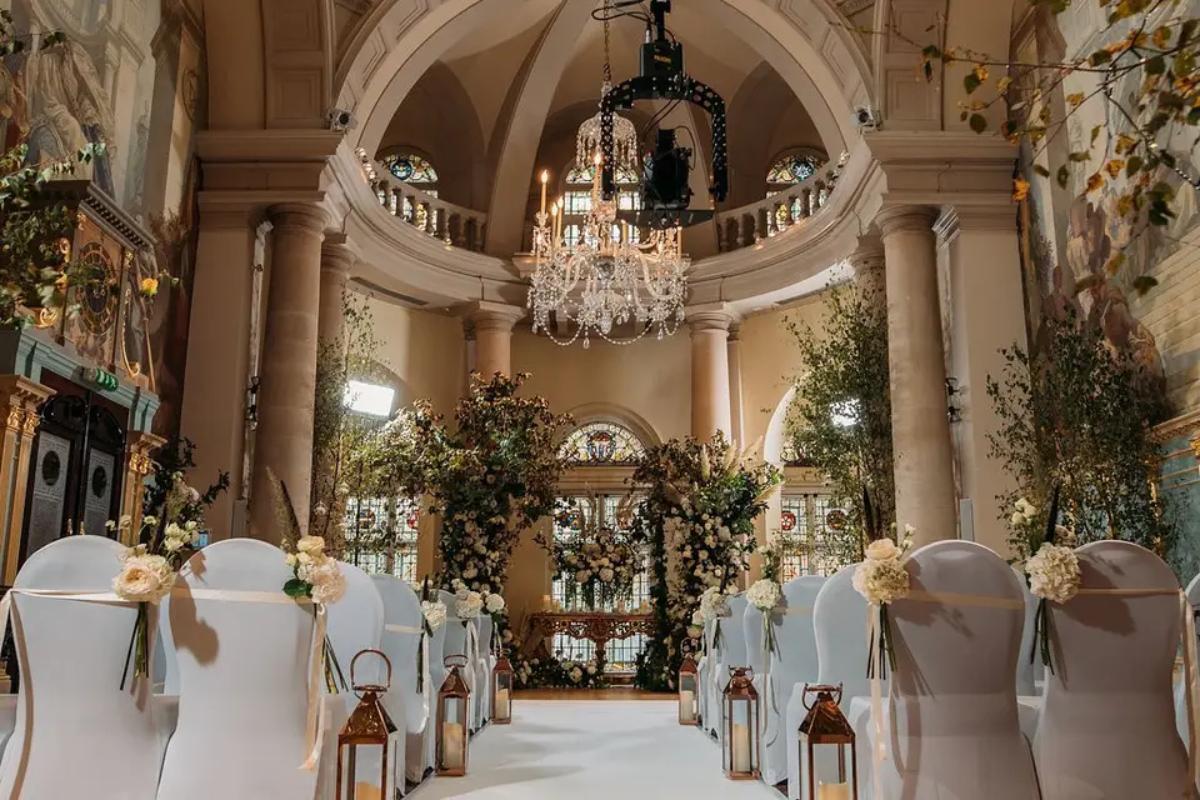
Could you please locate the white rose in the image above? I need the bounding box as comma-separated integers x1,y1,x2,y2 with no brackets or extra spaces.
308,559,346,605
598,567,615,582
485,593,505,614
746,578,782,612
296,535,325,555
113,553,175,604
162,537,184,553
1010,512,1026,526
422,600,448,631
864,537,901,562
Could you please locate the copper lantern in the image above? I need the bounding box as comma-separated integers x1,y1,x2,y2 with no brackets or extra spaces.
797,683,858,800
722,666,760,780
336,649,401,800
436,654,472,776
678,653,699,725
492,650,514,725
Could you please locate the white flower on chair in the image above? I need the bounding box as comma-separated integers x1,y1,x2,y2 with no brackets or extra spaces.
745,579,781,613
1026,543,1081,605
422,600,448,631
113,548,176,604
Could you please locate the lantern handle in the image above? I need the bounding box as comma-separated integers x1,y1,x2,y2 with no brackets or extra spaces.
801,682,844,710
350,648,393,694
728,665,753,680
445,653,470,669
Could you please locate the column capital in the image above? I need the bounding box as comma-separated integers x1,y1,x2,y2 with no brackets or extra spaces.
686,303,740,334
268,202,328,235
848,234,885,268
127,430,167,477
875,205,941,237
934,204,1019,245
457,300,525,333
320,234,355,276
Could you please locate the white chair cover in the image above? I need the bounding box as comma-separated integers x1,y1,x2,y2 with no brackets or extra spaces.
1036,540,1191,800
1015,565,1044,697
476,613,494,725
714,594,750,751
0,535,168,800
789,565,872,800
1177,573,1200,746
761,575,824,787
438,590,477,732
372,575,431,784
423,612,448,772
862,540,1039,800
327,563,397,797
698,617,717,735
156,594,181,694
156,539,328,800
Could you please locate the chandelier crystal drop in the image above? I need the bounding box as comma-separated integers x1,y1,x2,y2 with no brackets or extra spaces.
576,82,640,174
528,156,689,349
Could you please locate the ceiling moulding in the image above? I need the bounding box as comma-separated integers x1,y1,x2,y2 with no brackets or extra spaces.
349,277,429,307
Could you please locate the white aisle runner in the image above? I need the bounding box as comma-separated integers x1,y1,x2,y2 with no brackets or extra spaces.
412,700,777,799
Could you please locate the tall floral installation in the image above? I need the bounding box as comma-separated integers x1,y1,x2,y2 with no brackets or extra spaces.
786,281,893,565
111,438,229,686
546,494,641,610
374,372,571,609
631,434,780,690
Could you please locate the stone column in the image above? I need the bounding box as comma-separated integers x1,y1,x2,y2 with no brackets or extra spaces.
688,305,737,441
877,206,957,545
461,301,524,379
120,431,167,545
938,206,1026,553
318,235,354,348
179,198,258,541
727,324,745,450
850,234,887,301
248,203,327,541
0,376,53,583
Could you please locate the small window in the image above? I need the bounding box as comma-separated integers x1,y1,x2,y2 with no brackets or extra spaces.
766,153,822,189
344,380,395,417
558,421,647,466
383,153,438,197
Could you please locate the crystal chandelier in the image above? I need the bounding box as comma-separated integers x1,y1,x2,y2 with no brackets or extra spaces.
576,81,639,173
528,154,689,349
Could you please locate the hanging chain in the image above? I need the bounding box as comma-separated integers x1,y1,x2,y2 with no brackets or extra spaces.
602,0,612,85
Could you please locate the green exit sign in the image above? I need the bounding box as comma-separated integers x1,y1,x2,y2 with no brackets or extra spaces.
88,367,119,392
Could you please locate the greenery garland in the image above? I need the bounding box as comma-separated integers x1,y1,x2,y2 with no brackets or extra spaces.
373,372,571,594
631,434,780,690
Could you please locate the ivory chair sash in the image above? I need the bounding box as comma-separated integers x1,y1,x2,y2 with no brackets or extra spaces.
760,575,823,788
0,535,169,800
788,566,870,800
156,540,333,800
439,590,478,733
714,594,750,752
1036,540,1193,800
856,541,1040,800
372,575,433,784
327,563,395,796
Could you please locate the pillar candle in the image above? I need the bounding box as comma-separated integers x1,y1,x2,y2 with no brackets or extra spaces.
442,722,465,770
680,690,695,723
496,687,511,719
540,170,549,215
817,783,851,800
731,722,751,773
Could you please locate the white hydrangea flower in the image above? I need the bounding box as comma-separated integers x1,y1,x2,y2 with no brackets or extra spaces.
1026,543,1081,604
746,578,782,612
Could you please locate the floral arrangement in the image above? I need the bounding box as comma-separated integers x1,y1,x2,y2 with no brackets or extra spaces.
1020,487,1080,672
549,495,640,609
282,535,347,605
421,598,448,632
852,527,913,678
451,579,484,622
111,439,228,687
746,578,783,657
416,577,445,692
373,372,571,607
631,433,781,690
513,654,605,689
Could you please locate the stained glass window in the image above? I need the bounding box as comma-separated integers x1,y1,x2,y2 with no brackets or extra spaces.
384,153,438,198
558,165,641,249
558,422,647,466
777,493,844,581
343,495,421,583
767,153,822,187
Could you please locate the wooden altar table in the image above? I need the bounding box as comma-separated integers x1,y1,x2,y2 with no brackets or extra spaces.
523,611,655,672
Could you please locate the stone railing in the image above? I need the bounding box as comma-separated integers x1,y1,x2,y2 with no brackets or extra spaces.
354,149,488,252
715,157,845,253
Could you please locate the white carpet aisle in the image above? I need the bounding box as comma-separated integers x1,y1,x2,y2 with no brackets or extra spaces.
411,700,779,799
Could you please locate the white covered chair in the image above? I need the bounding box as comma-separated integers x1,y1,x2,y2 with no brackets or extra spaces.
1015,566,1044,697
475,613,494,726
789,565,872,800
713,594,750,748
423,607,448,772
156,539,337,800
697,617,717,734
1036,540,1191,800
438,590,478,733
373,575,432,785
327,563,398,796
856,541,1039,800
1177,573,1200,747
758,575,824,788
0,535,169,799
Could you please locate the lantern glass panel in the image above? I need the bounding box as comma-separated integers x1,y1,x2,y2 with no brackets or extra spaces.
679,673,698,724
440,697,468,773
798,683,858,800
723,668,759,779
494,671,513,722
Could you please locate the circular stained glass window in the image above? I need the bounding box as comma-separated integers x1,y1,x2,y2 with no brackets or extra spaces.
586,430,616,462
826,509,848,531
781,510,797,532
389,158,414,181
790,157,816,182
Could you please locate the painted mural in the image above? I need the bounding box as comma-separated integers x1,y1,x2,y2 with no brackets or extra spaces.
0,0,205,436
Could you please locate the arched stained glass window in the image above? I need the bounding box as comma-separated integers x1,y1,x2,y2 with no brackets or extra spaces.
560,165,641,247
385,153,438,185
767,153,821,187
558,421,647,466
